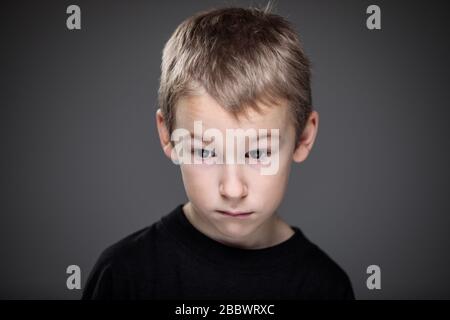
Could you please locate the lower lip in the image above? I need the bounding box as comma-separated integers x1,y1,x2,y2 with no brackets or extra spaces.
217,211,254,218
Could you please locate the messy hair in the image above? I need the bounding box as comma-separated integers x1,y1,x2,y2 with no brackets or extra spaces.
158,3,312,147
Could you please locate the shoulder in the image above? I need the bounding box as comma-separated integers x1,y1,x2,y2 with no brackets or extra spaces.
299,242,355,299
97,224,157,265
290,229,355,300
82,223,161,299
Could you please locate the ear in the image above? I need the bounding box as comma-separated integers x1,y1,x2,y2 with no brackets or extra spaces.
293,110,319,163
155,109,175,160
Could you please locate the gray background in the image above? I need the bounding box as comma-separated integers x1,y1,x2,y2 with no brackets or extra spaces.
1,0,449,299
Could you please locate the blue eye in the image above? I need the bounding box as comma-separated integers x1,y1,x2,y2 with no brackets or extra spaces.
246,149,271,160
193,148,216,159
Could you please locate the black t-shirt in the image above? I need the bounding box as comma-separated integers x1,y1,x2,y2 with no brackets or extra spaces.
82,204,355,300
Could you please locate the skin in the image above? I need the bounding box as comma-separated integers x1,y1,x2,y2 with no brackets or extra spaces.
156,92,319,249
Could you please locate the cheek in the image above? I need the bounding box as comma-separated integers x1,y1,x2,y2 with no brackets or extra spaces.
251,156,292,202
180,165,216,196
254,172,288,198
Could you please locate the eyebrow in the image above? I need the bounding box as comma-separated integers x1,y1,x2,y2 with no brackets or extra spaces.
189,132,214,146
189,130,281,143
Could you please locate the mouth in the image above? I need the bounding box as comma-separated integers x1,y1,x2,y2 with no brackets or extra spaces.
216,210,254,218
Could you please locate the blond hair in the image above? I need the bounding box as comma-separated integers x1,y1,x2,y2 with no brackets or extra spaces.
158,4,312,146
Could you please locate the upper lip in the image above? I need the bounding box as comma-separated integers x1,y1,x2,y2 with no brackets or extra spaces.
217,210,253,216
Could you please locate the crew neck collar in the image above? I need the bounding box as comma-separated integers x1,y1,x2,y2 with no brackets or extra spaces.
161,203,311,272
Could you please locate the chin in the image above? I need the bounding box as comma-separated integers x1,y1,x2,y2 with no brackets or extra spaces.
216,223,256,239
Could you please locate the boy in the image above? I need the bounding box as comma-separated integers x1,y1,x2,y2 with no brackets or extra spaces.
82,5,354,300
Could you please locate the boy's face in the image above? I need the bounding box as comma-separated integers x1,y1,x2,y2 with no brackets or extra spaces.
156,92,318,246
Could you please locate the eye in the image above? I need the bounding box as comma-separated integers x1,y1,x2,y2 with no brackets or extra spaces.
193,148,216,159
246,149,271,160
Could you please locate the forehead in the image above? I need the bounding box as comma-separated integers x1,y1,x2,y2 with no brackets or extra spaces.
175,92,290,132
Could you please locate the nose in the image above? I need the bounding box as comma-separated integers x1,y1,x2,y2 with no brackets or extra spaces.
219,164,248,201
